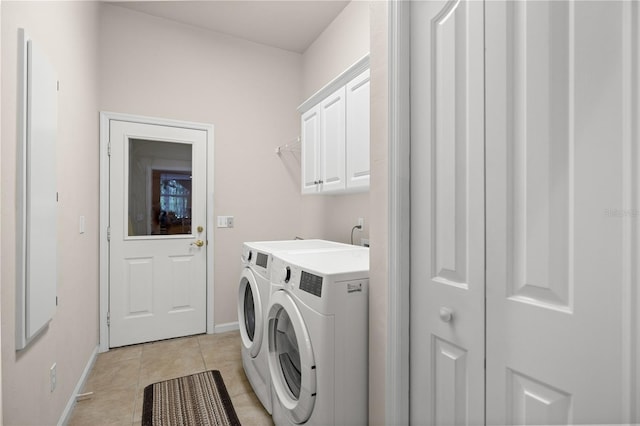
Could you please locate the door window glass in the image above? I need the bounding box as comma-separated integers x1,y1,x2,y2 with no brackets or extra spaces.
128,139,192,236
274,308,301,399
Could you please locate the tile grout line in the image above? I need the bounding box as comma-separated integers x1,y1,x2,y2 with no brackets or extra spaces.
132,343,146,425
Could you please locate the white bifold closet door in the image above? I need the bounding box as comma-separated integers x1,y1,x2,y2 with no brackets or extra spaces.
485,1,630,424
409,1,485,424
411,0,635,425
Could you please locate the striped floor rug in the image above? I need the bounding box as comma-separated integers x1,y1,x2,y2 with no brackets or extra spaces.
142,370,241,426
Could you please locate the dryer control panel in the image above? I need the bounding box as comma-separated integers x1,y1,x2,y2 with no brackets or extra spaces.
300,271,323,297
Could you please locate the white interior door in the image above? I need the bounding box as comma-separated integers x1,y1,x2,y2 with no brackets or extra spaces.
109,120,207,348
485,1,629,424
409,1,485,424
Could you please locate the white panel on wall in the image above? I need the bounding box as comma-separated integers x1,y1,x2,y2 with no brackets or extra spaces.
16,29,58,350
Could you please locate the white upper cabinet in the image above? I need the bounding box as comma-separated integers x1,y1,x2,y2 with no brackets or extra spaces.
298,56,370,194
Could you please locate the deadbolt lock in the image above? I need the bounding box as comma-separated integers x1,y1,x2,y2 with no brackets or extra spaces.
197,226,204,233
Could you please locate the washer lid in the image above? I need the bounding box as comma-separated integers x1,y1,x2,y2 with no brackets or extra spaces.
237,268,263,357
267,290,316,424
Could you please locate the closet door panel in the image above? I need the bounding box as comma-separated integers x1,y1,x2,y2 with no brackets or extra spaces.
486,2,627,424
410,1,485,424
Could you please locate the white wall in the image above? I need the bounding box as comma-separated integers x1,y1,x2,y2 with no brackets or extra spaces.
1,2,100,424
301,1,370,100
0,0,4,421
99,4,305,326
369,1,388,423
299,0,371,245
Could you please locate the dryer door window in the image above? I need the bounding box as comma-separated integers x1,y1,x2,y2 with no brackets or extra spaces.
237,268,263,357
267,290,316,424
274,308,301,398
243,284,255,341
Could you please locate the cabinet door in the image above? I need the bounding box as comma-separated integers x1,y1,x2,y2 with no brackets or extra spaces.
319,86,346,193
346,69,370,190
301,105,321,194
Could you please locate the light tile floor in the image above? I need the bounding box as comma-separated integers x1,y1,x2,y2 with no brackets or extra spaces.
68,331,273,425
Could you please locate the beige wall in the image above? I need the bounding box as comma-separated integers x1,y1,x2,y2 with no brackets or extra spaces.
0,0,4,421
1,2,101,424
368,1,388,423
301,0,370,100
99,4,305,326
299,0,371,245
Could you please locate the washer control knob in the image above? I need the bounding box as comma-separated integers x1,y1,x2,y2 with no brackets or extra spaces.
439,307,454,323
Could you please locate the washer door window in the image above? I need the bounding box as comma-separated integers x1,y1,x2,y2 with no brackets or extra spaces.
267,290,316,424
237,268,262,357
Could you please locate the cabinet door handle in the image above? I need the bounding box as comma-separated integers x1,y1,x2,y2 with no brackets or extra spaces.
313,180,319,185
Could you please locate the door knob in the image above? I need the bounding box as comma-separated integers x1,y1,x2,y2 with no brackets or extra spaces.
439,307,454,323
191,240,204,247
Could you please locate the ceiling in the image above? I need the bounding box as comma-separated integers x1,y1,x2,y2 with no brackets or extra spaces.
109,1,351,53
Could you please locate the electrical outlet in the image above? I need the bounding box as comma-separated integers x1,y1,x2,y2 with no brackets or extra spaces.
357,218,364,228
50,363,57,392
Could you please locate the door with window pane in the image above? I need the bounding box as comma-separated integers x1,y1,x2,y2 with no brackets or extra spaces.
109,120,207,347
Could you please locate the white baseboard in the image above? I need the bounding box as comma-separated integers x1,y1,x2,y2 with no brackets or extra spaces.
58,345,99,426
214,322,239,334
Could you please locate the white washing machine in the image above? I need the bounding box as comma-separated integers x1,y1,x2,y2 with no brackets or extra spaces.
266,248,369,425
237,239,359,414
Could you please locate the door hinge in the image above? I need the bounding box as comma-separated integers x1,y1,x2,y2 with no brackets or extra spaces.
56,296,58,306
107,142,111,157
107,227,111,241
107,312,110,327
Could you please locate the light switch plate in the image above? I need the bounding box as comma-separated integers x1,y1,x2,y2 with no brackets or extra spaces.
217,216,234,228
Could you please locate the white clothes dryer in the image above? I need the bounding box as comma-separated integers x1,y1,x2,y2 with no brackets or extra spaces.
237,239,358,414
266,248,369,425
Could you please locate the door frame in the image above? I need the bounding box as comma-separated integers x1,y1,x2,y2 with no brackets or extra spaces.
387,0,640,424
386,0,411,425
98,111,215,353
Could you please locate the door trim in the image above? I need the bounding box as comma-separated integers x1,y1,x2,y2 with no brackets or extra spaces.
386,0,411,425
98,111,215,353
